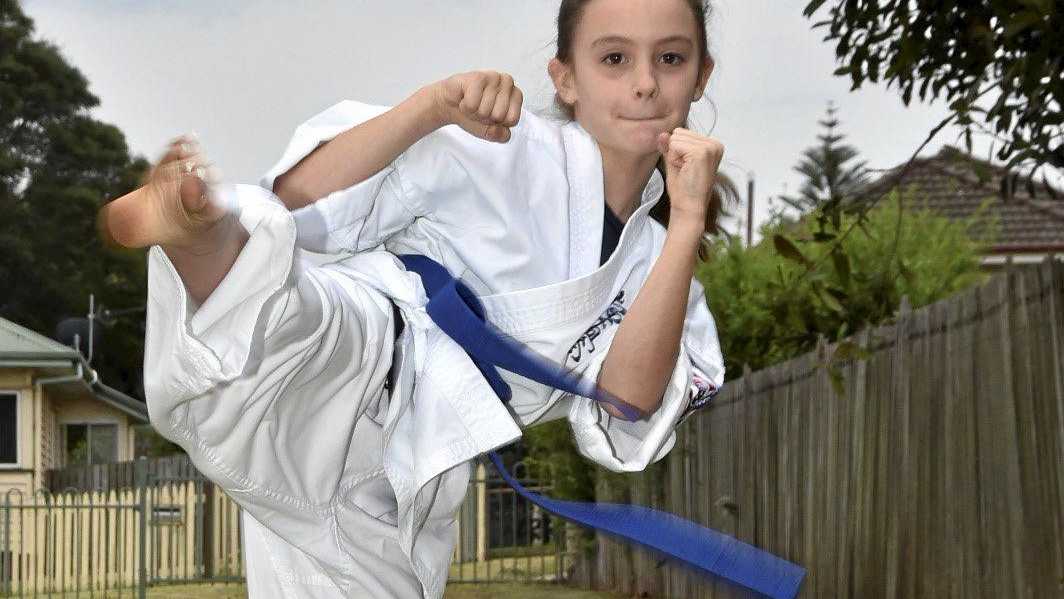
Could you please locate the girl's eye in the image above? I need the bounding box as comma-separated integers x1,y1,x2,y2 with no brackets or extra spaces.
601,53,686,66
662,53,685,66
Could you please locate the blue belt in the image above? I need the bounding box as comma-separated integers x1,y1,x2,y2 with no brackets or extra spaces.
396,254,806,599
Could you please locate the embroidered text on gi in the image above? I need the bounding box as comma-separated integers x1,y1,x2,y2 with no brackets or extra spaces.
567,290,626,363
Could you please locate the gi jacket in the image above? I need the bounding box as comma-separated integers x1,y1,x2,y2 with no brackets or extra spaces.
143,100,724,598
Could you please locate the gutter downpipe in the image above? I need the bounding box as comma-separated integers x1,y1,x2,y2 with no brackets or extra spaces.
29,345,100,492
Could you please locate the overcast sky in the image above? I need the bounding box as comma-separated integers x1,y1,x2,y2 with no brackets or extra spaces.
23,0,975,239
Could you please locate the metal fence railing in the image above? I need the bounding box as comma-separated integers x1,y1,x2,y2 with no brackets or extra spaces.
2,458,245,597
3,453,574,595
449,460,573,585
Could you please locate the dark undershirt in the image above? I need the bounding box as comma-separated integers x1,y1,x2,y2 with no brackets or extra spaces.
600,202,624,267
388,203,625,356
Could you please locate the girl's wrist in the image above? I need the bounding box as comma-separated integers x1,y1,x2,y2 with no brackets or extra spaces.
414,84,452,131
666,211,707,242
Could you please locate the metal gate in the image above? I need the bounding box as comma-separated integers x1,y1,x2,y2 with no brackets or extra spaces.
1,487,143,596
3,454,581,594
1,458,245,597
143,469,245,588
449,458,577,585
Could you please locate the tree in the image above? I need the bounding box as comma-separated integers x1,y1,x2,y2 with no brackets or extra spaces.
803,0,1064,198
0,0,152,400
701,191,994,380
779,102,870,217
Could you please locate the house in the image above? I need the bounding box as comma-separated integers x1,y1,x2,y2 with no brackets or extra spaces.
0,316,148,496
859,145,1064,267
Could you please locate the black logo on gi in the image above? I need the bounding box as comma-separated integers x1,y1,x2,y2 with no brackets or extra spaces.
567,290,626,363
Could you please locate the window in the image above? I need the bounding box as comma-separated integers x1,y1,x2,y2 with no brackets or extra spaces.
0,393,16,464
63,423,118,466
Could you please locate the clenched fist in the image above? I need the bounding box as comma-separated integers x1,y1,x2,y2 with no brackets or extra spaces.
431,70,523,143
656,129,724,228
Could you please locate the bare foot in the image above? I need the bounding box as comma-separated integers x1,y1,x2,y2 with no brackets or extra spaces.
97,135,232,251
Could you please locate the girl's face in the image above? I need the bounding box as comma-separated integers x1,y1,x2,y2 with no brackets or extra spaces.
551,0,713,159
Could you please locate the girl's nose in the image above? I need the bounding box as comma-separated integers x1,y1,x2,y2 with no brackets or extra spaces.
633,64,658,98
634,84,657,99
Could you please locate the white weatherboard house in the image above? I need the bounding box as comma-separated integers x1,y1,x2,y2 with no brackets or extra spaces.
0,316,148,496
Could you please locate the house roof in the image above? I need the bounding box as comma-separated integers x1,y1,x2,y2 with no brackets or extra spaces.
91,381,149,422
0,316,148,422
858,145,1064,254
0,316,80,357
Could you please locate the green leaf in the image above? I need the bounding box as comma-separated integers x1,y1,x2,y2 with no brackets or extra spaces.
803,0,829,18
827,366,846,398
773,234,813,267
833,340,872,362
818,285,845,313
831,249,851,286
898,259,916,286
836,322,849,339
833,340,859,361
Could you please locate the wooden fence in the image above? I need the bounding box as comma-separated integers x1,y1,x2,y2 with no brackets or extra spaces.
2,458,245,596
7,455,569,594
578,259,1064,598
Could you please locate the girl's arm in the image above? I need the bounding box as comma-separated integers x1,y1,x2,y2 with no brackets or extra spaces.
596,217,705,417
273,72,522,211
272,86,445,210
597,129,724,418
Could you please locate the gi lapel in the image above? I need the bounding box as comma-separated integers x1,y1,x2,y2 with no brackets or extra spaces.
561,119,667,280
562,119,605,280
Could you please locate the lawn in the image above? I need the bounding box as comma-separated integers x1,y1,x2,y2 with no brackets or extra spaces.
14,583,621,595
445,583,627,599
449,554,560,582
15,581,623,598
3,554,616,598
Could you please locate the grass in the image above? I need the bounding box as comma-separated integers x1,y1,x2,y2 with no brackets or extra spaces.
448,554,560,582
2,582,623,598
2,553,611,598
0,583,248,598
445,583,629,599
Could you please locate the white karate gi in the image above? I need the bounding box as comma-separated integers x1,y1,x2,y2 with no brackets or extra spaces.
142,100,724,599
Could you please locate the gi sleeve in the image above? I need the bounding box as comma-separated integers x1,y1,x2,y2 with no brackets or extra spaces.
259,99,474,254
143,182,396,539
566,277,724,473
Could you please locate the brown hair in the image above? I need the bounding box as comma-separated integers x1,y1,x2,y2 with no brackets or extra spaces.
552,0,736,256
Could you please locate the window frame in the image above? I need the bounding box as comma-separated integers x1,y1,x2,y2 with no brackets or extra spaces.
61,421,120,467
0,390,20,468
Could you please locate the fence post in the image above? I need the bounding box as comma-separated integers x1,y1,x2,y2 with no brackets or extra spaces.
134,457,149,599
475,462,487,562
2,491,9,594
203,480,215,579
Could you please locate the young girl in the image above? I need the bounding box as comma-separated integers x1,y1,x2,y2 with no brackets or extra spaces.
100,1,801,597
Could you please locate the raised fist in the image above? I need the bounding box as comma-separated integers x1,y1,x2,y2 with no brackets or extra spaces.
432,70,523,143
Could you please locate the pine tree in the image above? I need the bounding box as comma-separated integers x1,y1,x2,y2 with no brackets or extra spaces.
779,101,870,215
